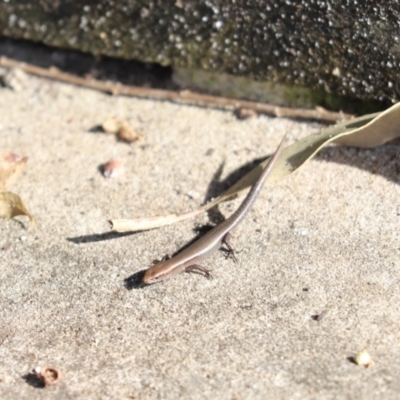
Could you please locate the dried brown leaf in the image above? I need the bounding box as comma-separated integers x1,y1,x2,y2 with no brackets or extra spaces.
0,192,35,224
202,102,400,210
110,102,400,232
110,207,206,232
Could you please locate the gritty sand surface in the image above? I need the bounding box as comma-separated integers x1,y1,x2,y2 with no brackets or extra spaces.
0,65,400,400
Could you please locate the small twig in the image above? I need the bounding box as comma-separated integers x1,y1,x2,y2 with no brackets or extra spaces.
0,56,354,123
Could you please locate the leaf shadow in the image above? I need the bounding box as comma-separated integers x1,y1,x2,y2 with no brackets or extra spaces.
9,218,28,229
202,155,268,225
314,143,400,185
67,231,138,244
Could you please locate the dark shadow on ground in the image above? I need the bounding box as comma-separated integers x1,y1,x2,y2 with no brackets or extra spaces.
124,270,147,290
22,372,44,389
202,155,268,225
67,231,138,244
314,143,400,185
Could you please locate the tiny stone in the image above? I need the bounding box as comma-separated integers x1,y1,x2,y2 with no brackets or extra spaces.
354,349,373,367
101,159,124,178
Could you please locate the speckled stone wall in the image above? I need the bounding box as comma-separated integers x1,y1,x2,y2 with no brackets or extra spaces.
0,0,399,102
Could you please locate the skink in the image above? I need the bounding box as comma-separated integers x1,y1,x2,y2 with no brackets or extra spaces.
142,134,286,284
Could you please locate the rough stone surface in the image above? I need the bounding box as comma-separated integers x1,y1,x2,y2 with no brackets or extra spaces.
1,43,400,399
0,0,399,103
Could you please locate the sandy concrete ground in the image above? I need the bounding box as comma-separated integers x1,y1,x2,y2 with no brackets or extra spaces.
0,64,399,400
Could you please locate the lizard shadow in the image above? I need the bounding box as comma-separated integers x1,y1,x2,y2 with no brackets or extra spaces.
125,142,399,289
124,270,147,289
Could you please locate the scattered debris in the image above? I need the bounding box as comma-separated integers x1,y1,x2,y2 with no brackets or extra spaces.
102,118,143,143
354,349,374,368
34,366,62,387
101,159,124,178
0,151,28,190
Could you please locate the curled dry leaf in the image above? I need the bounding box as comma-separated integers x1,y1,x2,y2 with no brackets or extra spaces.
0,192,35,224
102,118,143,143
110,102,400,232
0,151,28,190
101,159,124,178
34,366,62,386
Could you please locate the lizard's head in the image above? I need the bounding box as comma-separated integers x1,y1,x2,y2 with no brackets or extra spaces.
142,262,169,285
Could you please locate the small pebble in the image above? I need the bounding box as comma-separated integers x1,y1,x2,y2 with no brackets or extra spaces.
102,118,121,134
34,366,62,386
354,349,373,368
101,159,124,178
